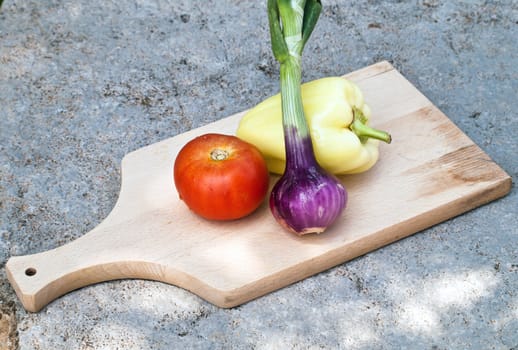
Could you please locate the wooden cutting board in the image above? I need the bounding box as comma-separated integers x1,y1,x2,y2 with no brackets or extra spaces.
6,61,512,312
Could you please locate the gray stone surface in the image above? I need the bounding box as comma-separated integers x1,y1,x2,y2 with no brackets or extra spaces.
1,0,517,349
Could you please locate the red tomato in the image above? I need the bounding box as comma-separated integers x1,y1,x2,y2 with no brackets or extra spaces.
174,133,270,220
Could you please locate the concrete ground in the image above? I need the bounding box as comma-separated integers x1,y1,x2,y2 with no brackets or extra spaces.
1,0,517,349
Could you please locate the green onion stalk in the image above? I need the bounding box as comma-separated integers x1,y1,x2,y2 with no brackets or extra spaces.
267,0,347,235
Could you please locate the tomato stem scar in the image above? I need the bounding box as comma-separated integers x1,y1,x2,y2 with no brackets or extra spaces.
210,148,229,161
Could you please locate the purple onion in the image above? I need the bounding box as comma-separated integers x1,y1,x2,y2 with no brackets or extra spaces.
267,0,346,235
269,135,347,235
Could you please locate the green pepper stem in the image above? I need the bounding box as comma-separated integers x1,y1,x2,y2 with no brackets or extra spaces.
350,107,392,144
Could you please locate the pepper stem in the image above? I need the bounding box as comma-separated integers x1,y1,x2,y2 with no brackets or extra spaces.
350,107,392,144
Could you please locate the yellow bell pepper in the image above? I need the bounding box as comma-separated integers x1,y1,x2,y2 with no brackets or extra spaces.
236,77,391,175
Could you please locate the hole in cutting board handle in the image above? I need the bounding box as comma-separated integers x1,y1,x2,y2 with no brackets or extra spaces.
25,267,37,277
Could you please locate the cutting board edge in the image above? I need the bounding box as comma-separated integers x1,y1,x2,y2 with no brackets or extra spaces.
215,173,513,308
5,255,233,312
5,173,512,312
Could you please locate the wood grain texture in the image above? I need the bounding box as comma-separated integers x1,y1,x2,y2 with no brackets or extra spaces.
6,61,512,312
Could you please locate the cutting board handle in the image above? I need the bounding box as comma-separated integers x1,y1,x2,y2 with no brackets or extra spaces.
6,231,111,312
5,222,168,312
5,147,181,312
